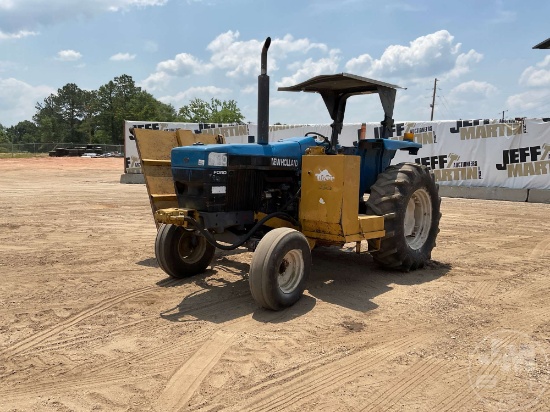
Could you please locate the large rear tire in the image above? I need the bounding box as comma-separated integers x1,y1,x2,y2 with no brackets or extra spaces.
249,228,311,310
155,223,215,279
366,163,441,271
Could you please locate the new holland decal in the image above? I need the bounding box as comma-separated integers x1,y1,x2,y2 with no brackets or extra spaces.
271,157,298,168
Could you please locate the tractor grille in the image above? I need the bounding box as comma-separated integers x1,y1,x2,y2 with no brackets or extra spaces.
226,169,263,211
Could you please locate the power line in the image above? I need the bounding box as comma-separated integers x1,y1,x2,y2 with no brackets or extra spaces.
437,94,459,120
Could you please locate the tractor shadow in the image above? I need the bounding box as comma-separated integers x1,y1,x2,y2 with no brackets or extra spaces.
307,247,451,313
154,247,451,324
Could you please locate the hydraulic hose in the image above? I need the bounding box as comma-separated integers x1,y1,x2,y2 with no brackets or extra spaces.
182,211,299,250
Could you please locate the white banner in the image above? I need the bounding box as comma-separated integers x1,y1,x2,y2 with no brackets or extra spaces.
123,121,251,172
381,118,550,190
124,118,550,189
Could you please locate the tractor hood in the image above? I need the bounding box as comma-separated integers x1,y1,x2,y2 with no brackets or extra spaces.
171,136,317,169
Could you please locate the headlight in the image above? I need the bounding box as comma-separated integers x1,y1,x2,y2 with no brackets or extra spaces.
208,152,227,167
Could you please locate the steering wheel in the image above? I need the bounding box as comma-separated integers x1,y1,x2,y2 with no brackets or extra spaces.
305,132,332,152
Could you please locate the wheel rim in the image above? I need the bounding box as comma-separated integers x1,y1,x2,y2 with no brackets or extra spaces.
177,231,207,264
277,249,304,294
404,188,432,250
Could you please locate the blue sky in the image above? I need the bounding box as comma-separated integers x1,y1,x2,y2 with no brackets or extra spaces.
1,0,549,127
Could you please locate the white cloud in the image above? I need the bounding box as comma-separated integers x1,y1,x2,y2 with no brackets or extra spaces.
56,49,82,61
139,53,212,90
206,31,267,78
0,77,55,126
507,56,550,115
241,85,256,94
141,31,336,91
449,80,498,101
206,31,334,78
0,0,168,35
344,30,481,81
0,29,38,40
110,52,136,61
444,49,483,79
276,51,341,87
159,86,232,106
507,89,550,114
519,56,550,87
138,71,172,91
156,53,211,76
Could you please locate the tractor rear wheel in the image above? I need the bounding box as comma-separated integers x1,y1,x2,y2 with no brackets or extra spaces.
366,163,441,271
249,228,311,310
155,223,215,279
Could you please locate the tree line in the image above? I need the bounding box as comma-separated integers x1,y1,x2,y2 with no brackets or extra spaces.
0,74,244,146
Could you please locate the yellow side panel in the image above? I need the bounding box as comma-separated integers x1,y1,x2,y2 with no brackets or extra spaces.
135,128,178,160
177,129,221,146
134,128,180,227
358,215,385,233
300,155,361,237
134,127,226,227
341,157,361,235
299,154,385,243
300,155,346,225
141,164,176,195
177,129,198,146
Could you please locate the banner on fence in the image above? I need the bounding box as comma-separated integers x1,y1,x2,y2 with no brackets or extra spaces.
123,121,250,172
124,118,550,189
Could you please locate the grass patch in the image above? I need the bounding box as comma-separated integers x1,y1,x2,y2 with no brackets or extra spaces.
0,153,50,159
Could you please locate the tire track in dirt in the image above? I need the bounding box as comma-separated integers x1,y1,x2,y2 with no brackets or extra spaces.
482,270,550,312
361,357,447,411
24,289,249,357
469,279,498,303
155,305,300,412
156,319,250,412
431,329,525,411
222,331,434,412
530,237,550,259
1,323,220,400
0,282,175,359
0,291,254,400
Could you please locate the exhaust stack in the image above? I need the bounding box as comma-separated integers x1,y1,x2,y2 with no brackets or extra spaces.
257,37,271,145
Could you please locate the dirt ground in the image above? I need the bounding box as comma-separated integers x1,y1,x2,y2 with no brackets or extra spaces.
0,157,548,412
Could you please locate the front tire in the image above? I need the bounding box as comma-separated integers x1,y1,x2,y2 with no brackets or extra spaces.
155,223,215,279
366,163,441,271
249,228,311,310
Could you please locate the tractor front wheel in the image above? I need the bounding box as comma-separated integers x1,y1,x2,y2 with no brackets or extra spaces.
155,223,215,279
249,228,311,310
366,163,441,271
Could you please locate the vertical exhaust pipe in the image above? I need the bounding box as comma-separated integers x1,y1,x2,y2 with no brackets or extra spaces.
257,37,271,145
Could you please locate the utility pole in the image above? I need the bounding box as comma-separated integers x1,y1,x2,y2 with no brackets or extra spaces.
430,78,438,121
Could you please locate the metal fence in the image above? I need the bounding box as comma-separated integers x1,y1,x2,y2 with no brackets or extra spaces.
0,142,124,157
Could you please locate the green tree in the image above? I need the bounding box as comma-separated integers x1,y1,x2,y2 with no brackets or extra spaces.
53,83,89,143
7,121,39,144
22,74,181,147
177,98,211,123
78,90,100,144
95,74,176,144
128,90,177,124
209,99,244,123
0,123,8,144
34,94,63,142
34,83,90,143
177,98,244,123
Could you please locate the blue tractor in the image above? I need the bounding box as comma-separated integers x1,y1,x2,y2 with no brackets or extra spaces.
137,38,441,310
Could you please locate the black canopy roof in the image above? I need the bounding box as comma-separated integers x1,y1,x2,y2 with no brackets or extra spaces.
278,73,403,148
533,38,550,49
277,73,403,95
